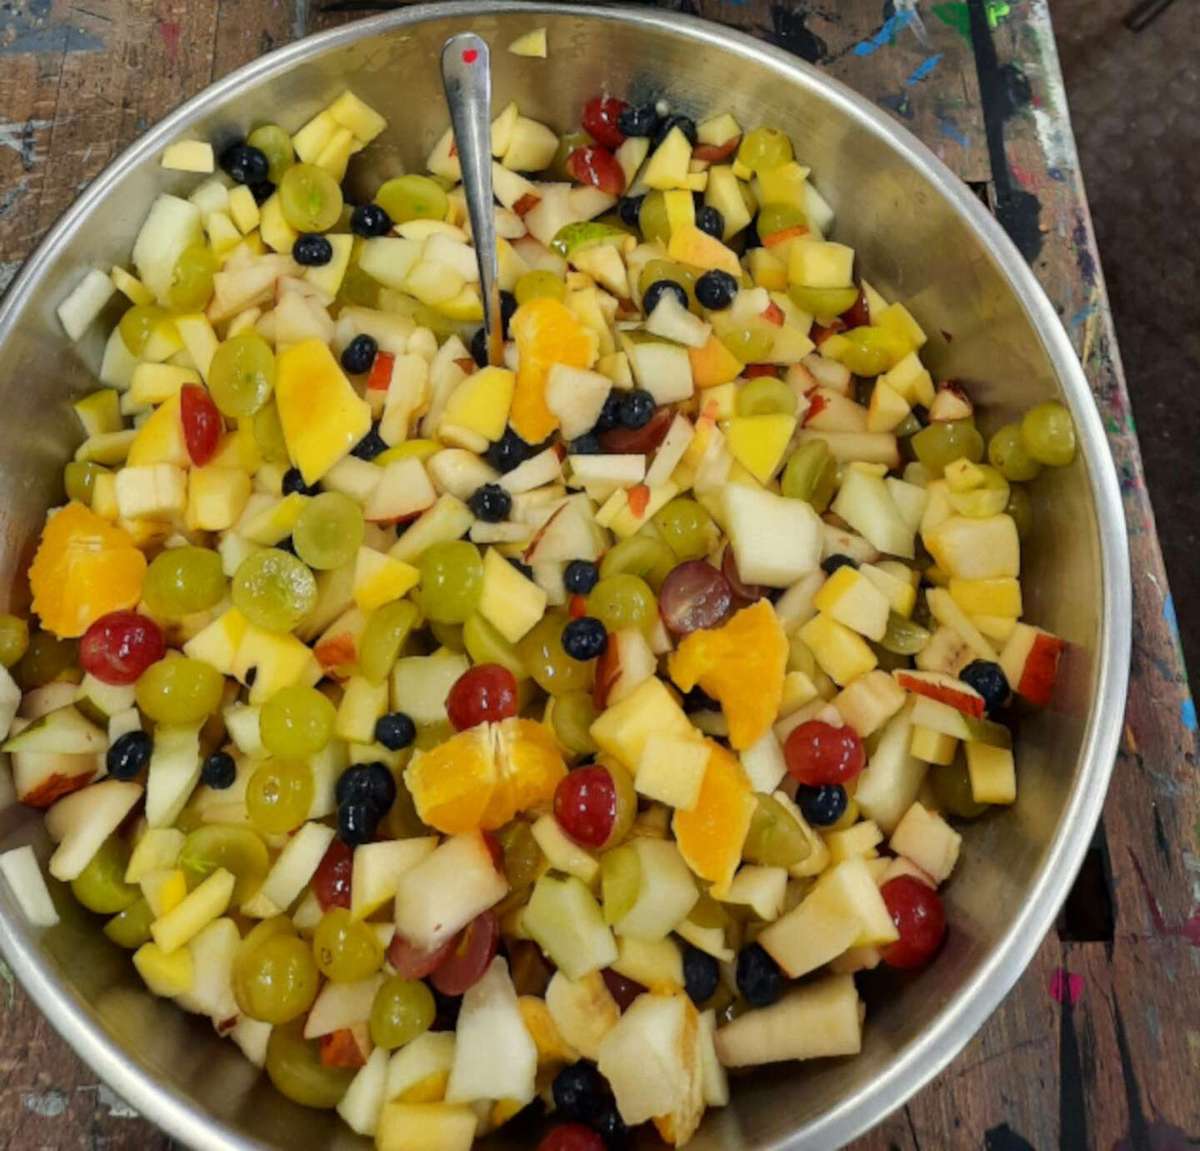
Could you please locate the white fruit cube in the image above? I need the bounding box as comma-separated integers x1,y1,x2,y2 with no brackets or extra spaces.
477,547,547,643
853,708,928,833
351,837,438,920
545,363,612,440
635,732,710,810
45,780,143,882
545,970,621,1060
391,650,470,726
630,342,694,404
831,467,914,559
386,1031,456,1102
889,801,962,883
115,464,187,521
186,467,251,532
530,813,599,884
721,484,822,588
335,676,389,745
924,514,1020,580
718,866,787,921
739,728,788,794
0,846,58,927
337,1046,389,1137
145,724,202,828
57,269,116,340
259,822,336,912
965,742,1016,804
597,992,693,1125
788,240,855,288
522,873,616,979
613,838,700,941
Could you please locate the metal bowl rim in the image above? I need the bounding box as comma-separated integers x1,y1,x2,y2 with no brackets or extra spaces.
0,4,1131,1149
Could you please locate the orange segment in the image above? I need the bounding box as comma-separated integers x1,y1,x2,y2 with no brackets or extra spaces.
28,502,147,638
666,599,788,749
404,725,498,834
672,742,755,891
497,717,567,814
509,298,595,443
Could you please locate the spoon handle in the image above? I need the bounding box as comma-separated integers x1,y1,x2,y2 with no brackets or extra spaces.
441,32,503,366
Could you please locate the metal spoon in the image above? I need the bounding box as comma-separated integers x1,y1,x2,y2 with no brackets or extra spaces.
441,32,503,367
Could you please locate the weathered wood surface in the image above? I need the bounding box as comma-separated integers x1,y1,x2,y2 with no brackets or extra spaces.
0,1,1197,1148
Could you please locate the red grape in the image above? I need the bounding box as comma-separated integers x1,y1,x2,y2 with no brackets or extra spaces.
581,95,628,149
742,364,780,379
430,910,500,996
312,839,353,911
659,560,734,636
599,407,673,454
840,287,870,328
554,765,617,848
721,546,768,603
880,875,946,969
692,136,741,163
601,967,645,1011
565,146,625,196
79,611,165,685
387,932,459,980
180,384,222,466
446,663,518,731
784,720,865,786
538,1123,606,1151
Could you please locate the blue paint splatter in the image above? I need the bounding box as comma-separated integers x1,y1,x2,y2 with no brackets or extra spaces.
1069,301,1097,329
905,53,944,86
852,11,914,56
1163,593,1180,636
1181,696,1197,733
938,116,970,147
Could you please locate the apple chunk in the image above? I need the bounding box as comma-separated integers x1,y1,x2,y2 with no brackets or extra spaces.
44,780,143,881
721,485,822,588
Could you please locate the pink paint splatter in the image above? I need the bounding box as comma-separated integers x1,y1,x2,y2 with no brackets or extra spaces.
1010,161,1039,189
1049,967,1083,1005
159,20,181,63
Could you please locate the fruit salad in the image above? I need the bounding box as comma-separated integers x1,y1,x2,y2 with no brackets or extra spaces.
0,77,1078,1151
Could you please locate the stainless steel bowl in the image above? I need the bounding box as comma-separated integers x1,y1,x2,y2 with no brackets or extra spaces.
0,4,1130,1148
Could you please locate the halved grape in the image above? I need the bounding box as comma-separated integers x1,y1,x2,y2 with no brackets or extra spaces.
599,534,676,591
209,333,275,418
266,1021,354,1110
653,498,718,561
293,493,363,571
313,908,385,982
235,930,320,1024
781,439,837,510
987,422,1041,482
756,202,807,237
743,794,811,867
246,124,295,183
118,304,166,356
586,575,656,635
718,324,774,364
514,270,566,306
246,760,314,835
135,656,224,725
375,175,448,225
636,258,698,308
418,541,483,624
600,843,641,924
737,127,794,172
179,824,270,905
737,377,797,417
143,546,225,619
279,164,343,232
13,631,77,690
638,191,671,244
167,245,218,312
659,560,733,636
232,549,317,633
911,420,984,477
71,836,138,914
517,613,593,697
1006,484,1033,540
880,613,931,656
104,897,155,949
497,822,544,893
929,760,989,819
260,685,336,757
359,599,421,683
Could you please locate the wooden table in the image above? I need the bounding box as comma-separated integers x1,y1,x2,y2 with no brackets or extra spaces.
1,1,1197,1148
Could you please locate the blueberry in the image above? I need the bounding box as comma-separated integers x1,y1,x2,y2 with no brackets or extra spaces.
563,559,599,595
361,761,397,815
292,234,333,266
200,751,237,790
960,659,1010,712
617,103,659,139
695,205,724,239
350,203,392,238
282,467,319,496
470,326,489,369
617,389,656,430
340,333,378,375
552,1062,611,1127
592,1101,629,1146
485,427,534,473
642,278,689,317
821,553,858,575
500,290,517,336
683,944,720,1004
797,782,848,827
351,425,388,461
219,143,269,186
593,391,623,433
468,482,512,523
106,730,152,781
569,432,602,455
695,269,738,311
337,800,378,847
249,180,275,205
336,764,372,807
562,616,608,661
736,942,786,1008
374,711,416,751
617,194,645,228
507,556,535,580
654,113,698,147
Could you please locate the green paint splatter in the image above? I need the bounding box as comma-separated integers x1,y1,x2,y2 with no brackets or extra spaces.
0,957,14,1010
933,0,1011,41
988,1,1012,27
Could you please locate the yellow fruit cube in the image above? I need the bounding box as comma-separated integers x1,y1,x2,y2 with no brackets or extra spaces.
111,266,153,306
812,567,890,642
241,492,308,545
725,414,796,483
314,125,356,181
140,867,188,918
780,670,819,714
125,828,185,885
662,189,696,236
634,732,710,811
127,392,187,467
161,140,214,173
859,562,917,617
292,109,339,163
965,742,1015,804
607,482,679,539
205,211,242,258
235,624,320,704
173,314,219,381
591,677,695,771
972,613,1018,643
151,868,235,954
304,233,354,299
747,247,789,291
788,240,855,289
948,577,1023,619
328,90,388,143
336,676,390,744
909,724,957,765
276,340,372,485
129,363,199,406
879,351,934,406
440,366,515,443
208,424,261,473
183,608,248,676
259,194,298,254
375,1103,479,1151
353,547,420,612
876,301,927,350
227,184,260,234
643,127,693,190
187,466,252,532
508,28,548,57
754,162,809,209
667,224,741,278
797,614,877,686
133,941,194,998
478,547,546,643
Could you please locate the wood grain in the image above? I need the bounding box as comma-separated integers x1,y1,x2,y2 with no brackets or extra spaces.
0,1,1196,1149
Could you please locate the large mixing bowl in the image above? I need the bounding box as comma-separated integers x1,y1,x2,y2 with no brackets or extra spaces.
0,3,1130,1148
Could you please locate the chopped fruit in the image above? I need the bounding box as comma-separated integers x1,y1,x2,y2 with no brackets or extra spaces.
879,876,946,969
672,744,755,890
510,298,595,444
998,622,1065,707
784,720,864,786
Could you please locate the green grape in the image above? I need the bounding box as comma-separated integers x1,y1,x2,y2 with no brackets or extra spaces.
514,270,566,306
893,411,924,438
718,324,774,364
279,163,343,232
209,333,276,418
167,245,218,312
787,284,859,322
517,613,593,697
232,549,317,633
266,1020,354,1109
987,422,1042,482
429,620,465,652
737,378,797,417
737,127,794,172
118,304,166,356
0,614,30,669
1006,484,1033,541
1020,401,1076,467
463,612,527,680
653,498,717,561
247,124,295,183
586,575,656,635
370,976,435,1050
548,691,598,757
179,824,269,905
381,776,427,839
599,534,676,591
689,890,731,931
781,439,837,510
832,326,909,377
375,175,448,225
756,202,806,238
252,402,290,463
418,541,483,624
600,843,641,925
911,419,984,477
236,931,320,1024
71,836,138,914
637,258,698,308
929,760,988,819
135,656,224,725
104,897,155,949
498,820,544,893
549,130,592,180
638,191,671,244
359,599,421,683
64,461,106,506
260,685,335,757
292,493,363,571
743,795,810,868
879,612,931,656
14,631,77,690
313,908,384,982
414,721,453,750
143,546,225,618
246,759,314,835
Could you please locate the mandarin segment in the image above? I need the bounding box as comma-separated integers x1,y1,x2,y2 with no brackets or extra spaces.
404,725,498,834
496,717,567,814
672,742,755,891
509,298,596,444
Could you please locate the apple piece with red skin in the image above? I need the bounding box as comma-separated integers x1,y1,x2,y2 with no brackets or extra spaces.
999,622,1066,708
927,382,973,422
893,669,985,719
319,1025,372,1069
692,136,741,164
594,627,658,709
